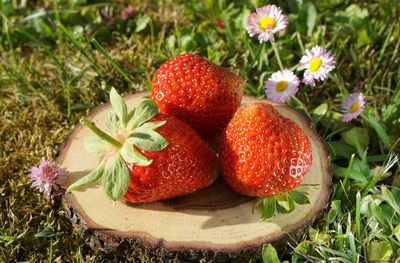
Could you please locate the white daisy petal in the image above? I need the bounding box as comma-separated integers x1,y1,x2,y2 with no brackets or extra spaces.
298,46,336,86
341,93,365,122
264,69,300,103
246,5,288,43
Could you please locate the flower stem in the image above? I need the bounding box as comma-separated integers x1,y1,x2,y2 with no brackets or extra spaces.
291,96,312,120
81,118,123,149
271,41,284,71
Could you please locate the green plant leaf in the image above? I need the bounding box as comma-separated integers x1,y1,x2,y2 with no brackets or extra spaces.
126,100,158,131
83,136,109,157
288,190,309,204
105,111,121,133
276,194,294,213
309,227,330,245
391,224,400,242
110,87,128,127
295,2,317,36
330,141,355,159
381,186,400,214
102,153,130,201
66,160,105,193
366,115,390,149
367,241,393,262
262,244,280,263
135,121,166,131
120,140,152,166
35,226,56,238
261,197,276,221
325,200,342,223
342,127,369,157
312,103,328,125
325,142,336,160
135,14,150,33
129,130,168,152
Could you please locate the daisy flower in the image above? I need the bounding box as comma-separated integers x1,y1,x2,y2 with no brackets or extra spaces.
265,69,300,103
28,157,67,195
298,45,336,86
341,93,365,122
246,5,289,43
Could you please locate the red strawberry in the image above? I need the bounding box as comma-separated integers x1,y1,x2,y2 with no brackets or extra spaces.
151,53,244,140
67,88,218,202
124,113,218,202
218,102,312,197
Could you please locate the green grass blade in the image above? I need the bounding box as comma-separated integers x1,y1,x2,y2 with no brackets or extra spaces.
57,22,103,77
364,115,390,150
337,154,355,200
355,191,361,253
222,17,235,50
91,39,135,88
14,24,69,78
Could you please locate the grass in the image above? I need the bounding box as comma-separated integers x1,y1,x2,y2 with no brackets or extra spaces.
1,0,400,262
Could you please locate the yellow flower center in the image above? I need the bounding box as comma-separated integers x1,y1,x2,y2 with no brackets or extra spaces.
349,102,359,113
309,58,322,72
275,80,288,92
259,17,276,31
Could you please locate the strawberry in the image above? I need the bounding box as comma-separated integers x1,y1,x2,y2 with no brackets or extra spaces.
151,53,244,140
67,88,218,202
218,102,312,198
124,113,218,202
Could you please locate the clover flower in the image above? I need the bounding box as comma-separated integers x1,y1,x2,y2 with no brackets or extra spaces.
298,45,336,86
246,5,289,43
121,7,135,21
217,19,224,29
341,93,365,122
264,70,300,103
28,157,67,195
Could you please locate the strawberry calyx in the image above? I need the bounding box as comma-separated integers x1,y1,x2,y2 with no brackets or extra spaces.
252,186,312,221
66,88,169,202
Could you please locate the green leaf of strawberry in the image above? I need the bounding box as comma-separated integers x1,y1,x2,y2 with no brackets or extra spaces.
66,160,105,193
68,91,168,201
105,111,120,133
288,189,310,205
126,100,158,131
254,188,311,220
261,197,276,221
102,153,130,201
84,136,109,157
120,139,152,166
110,87,128,128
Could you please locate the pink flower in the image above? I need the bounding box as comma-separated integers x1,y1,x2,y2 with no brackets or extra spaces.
28,157,67,195
125,7,135,15
298,45,336,86
265,69,300,103
341,93,365,122
246,5,289,43
121,7,135,20
121,11,128,21
217,19,224,28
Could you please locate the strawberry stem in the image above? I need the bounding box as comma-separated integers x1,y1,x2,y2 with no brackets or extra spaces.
81,118,123,149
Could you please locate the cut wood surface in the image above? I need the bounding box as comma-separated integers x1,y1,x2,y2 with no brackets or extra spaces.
57,91,332,262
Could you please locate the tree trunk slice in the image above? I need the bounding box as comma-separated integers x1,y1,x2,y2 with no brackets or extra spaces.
57,91,332,262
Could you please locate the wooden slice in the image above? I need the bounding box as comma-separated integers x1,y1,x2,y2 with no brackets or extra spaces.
57,91,332,262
